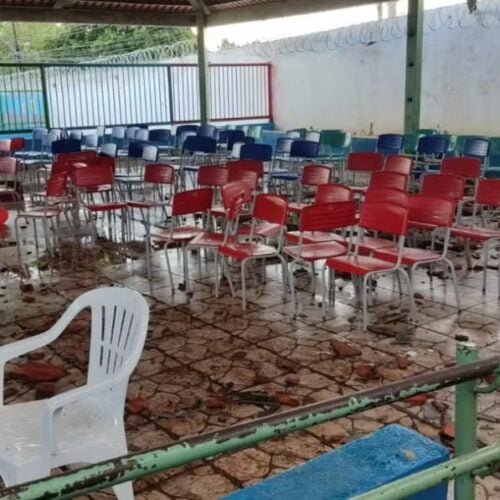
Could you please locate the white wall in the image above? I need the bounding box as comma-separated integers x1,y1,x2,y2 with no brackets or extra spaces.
215,4,500,136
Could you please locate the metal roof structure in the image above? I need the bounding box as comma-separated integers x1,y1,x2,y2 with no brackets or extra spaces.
0,0,379,26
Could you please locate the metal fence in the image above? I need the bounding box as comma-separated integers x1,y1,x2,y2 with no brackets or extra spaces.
0,62,272,133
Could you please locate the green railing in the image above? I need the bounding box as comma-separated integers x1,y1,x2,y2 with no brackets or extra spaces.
0,62,273,133
1,342,499,500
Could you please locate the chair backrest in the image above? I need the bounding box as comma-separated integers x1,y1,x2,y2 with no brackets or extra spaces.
376,134,404,155
58,150,97,165
46,172,69,197
359,201,408,236
416,128,439,136
51,139,81,155
100,143,118,158
73,163,114,188
274,137,295,155
175,124,199,146
197,125,217,139
408,195,456,228
142,145,159,162
417,136,447,155
183,135,217,154
172,187,213,217
0,156,19,175
126,126,140,141
81,156,116,172
441,157,481,180
385,155,413,176
226,159,264,179
128,142,144,158
347,152,384,172
144,164,175,185
226,130,246,150
351,137,377,153
364,188,408,207
32,128,48,141
221,181,248,222
149,129,171,144
240,144,272,162
85,134,99,149
253,193,288,225
10,137,25,151
301,164,332,186
320,130,351,149
402,133,423,154
69,130,82,141
368,171,408,191
197,165,228,187
299,200,357,233
0,139,11,153
227,168,259,197
134,129,150,143
420,173,465,202
79,287,149,385
462,138,490,161
287,129,303,139
304,130,321,143
290,140,319,159
315,184,353,203
476,179,500,206
111,126,126,140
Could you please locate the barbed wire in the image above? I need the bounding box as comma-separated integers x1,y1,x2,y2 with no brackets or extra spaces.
242,0,500,59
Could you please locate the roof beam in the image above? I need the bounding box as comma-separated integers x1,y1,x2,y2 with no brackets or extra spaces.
187,0,211,16
0,6,196,26
207,0,383,26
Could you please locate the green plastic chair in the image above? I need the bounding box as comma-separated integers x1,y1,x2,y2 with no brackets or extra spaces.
319,130,351,157
485,137,500,178
402,133,424,155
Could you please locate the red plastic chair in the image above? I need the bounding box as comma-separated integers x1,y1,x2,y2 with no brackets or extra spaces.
440,157,481,181
385,155,413,176
420,173,465,203
127,164,175,240
346,152,384,187
226,160,264,180
15,173,70,272
186,181,248,292
197,165,228,188
150,187,214,290
286,185,353,245
375,195,460,310
283,200,356,315
0,157,21,205
288,164,332,213
56,150,97,165
352,170,409,196
73,164,128,245
323,201,415,330
451,179,500,296
217,193,289,310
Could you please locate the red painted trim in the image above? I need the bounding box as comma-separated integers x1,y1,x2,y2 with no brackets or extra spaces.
168,63,271,68
267,64,273,123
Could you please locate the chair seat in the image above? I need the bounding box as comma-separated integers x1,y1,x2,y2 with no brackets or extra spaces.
189,231,226,248
325,254,396,275
284,241,347,261
237,222,282,239
85,202,128,212
219,241,277,260
127,200,169,209
270,172,298,181
357,235,397,253
408,220,441,231
152,225,202,242
286,230,346,245
0,398,123,470
374,246,442,266
451,226,500,241
18,208,61,218
210,206,252,219
350,186,369,195
183,165,199,172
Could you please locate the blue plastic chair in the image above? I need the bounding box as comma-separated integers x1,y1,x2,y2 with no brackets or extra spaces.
350,137,377,153
51,139,81,155
413,135,448,177
149,129,171,146
240,144,272,162
290,140,319,159
175,125,199,148
197,125,218,139
376,134,403,156
181,136,217,188
226,130,246,151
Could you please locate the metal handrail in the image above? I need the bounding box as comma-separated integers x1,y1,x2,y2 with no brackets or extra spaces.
1,345,498,500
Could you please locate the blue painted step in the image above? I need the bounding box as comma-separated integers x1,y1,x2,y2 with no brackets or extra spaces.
223,424,449,500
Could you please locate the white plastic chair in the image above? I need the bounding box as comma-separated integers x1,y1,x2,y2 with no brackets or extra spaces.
0,287,149,499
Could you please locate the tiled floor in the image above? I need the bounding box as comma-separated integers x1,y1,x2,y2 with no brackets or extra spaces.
0,216,499,499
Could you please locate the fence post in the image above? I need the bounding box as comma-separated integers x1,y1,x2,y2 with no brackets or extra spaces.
39,65,51,130
167,65,175,125
455,342,478,500
196,12,210,125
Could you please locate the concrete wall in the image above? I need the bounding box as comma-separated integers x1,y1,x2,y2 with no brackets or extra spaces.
215,5,500,136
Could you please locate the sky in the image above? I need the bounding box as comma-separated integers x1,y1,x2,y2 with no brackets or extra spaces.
205,0,463,51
